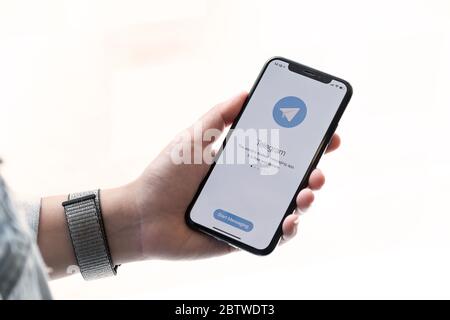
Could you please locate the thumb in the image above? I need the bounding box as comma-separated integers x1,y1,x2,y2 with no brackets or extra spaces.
180,92,247,167
197,92,248,133
166,92,248,168
163,92,248,183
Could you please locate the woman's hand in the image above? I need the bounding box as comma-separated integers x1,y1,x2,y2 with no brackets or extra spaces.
38,92,341,278
102,92,341,263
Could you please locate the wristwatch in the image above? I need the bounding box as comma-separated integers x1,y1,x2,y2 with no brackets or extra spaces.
62,190,118,280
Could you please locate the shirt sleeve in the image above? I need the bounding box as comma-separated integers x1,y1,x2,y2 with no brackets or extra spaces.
23,199,41,242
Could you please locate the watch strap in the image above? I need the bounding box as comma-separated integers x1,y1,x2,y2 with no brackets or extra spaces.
63,190,117,280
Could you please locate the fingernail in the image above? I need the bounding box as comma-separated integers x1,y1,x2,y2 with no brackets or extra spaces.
294,216,300,225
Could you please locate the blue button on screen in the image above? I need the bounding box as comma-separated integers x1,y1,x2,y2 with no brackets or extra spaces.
213,209,254,232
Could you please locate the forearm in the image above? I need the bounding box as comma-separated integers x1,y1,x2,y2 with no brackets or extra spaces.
38,194,76,278
37,184,142,279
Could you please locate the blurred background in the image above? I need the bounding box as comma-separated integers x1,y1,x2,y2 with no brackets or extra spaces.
1,0,450,299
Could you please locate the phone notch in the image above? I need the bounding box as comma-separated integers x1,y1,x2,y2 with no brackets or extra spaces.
288,62,332,84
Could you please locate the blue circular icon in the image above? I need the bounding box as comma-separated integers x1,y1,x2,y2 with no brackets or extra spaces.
272,96,307,128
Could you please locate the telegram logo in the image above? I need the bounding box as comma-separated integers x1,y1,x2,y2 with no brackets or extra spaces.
272,96,307,128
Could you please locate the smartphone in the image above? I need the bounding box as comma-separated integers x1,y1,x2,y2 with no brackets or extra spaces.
186,57,352,255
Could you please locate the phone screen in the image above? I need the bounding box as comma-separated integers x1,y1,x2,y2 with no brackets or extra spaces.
189,58,350,252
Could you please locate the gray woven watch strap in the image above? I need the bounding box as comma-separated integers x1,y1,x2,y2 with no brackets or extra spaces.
63,190,117,280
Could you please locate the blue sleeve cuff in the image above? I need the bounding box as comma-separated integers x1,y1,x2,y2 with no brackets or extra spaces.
23,199,41,242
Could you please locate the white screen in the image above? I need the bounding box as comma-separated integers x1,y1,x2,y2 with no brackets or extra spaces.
190,59,348,250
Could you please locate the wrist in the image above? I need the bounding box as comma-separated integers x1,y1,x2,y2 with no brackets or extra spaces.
100,183,143,265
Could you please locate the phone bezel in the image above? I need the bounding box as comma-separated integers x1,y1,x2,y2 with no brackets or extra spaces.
185,56,353,255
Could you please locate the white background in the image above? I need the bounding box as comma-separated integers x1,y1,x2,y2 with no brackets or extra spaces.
0,0,449,299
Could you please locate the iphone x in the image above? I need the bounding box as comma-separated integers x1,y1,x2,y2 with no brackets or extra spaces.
186,57,353,255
